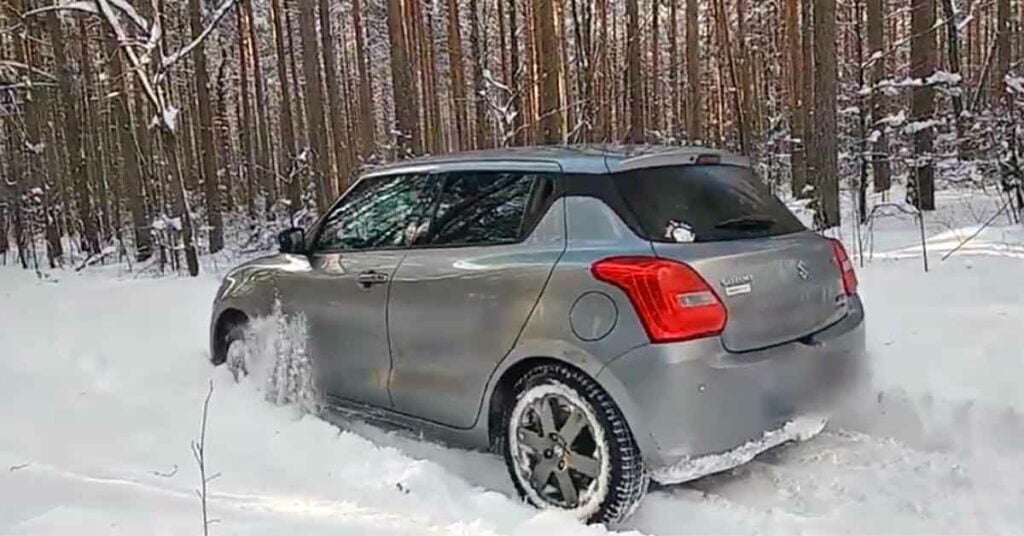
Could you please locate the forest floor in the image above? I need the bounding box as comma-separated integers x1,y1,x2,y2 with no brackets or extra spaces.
2,188,1024,535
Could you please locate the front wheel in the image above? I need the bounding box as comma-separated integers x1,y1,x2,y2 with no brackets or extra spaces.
223,323,249,380
502,364,648,524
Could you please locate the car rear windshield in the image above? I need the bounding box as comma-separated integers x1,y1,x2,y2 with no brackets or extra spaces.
613,164,805,242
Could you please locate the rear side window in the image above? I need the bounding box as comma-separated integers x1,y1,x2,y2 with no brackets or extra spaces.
419,171,541,246
613,165,805,242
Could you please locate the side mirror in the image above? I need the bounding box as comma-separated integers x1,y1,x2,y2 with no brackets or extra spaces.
277,227,306,254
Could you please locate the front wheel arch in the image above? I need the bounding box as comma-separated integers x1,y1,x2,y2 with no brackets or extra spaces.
211,308,249,365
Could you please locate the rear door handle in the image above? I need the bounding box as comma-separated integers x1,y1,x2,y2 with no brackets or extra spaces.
356,270,390,288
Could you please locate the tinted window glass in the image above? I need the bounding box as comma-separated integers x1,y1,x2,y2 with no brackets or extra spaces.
613,165,805,242
420,172,539,246
313,174,441,251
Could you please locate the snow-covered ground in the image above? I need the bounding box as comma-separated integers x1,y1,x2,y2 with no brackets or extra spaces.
2,190,1023,535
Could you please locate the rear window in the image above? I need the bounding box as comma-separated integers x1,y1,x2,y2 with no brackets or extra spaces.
613,165,805,242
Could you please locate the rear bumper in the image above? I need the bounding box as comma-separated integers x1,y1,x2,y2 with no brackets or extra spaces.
596,294,866,475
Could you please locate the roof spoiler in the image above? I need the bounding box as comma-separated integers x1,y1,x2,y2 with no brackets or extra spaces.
610,149,751,173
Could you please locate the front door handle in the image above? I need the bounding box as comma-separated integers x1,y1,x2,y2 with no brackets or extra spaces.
356,270,390,288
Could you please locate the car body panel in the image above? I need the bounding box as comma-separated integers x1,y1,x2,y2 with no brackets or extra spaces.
277,250,405,408
387,198,567,428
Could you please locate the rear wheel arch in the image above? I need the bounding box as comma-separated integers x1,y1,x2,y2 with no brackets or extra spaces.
487,357,631,450
488,357,565,450
486,353,656,466
212,308,249,365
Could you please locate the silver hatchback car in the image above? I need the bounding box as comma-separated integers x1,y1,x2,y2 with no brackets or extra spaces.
210,145,865,523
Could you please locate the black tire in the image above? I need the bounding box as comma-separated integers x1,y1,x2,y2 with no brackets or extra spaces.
501,363,648,524
222,323,249,380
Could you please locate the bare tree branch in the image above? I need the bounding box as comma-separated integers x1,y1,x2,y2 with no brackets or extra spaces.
0,59,56,81
159,0,237,74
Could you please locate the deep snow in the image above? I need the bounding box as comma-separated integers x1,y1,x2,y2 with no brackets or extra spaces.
2,189,1023,535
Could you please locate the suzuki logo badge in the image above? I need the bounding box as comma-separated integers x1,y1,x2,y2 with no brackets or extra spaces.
796,260,810,281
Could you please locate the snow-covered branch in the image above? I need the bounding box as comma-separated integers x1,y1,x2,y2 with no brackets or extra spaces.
23,0,149,34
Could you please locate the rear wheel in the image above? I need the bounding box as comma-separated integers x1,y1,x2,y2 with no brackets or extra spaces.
502,364,648,524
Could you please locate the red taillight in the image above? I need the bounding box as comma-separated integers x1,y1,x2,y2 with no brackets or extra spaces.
827,238,858,296
591,257,727,343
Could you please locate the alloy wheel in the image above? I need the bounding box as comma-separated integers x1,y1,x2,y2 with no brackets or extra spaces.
510,386,606,510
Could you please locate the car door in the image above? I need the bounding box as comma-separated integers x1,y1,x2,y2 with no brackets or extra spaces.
280,173,442,409
387,166,565,428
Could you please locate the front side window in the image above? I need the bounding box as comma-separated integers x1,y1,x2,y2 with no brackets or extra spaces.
419,171,540,246
313,174,441,251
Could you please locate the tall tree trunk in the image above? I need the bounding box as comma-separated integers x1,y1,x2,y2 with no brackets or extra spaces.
811,0,840,226
536,0,565,143
800,0,815,199
787,0,808,197
650,0,660,132
938,0,965,145
84,25,112,244
11,0,34,268
16,2,63,266
213,52,235,214
685,0,702,140
387,0,423,156
351,0,377,158
319,0,351,190
596,0,611,141
854,0,869,223
468,0,489,148
714,0,748,154
270,0,299,212
236,5,258,217
626,0,645,142
736,0,754,138
670,0,680,134
106,32,152,261
995,0,1010,102
244,0,275,210
421,1,445,153
910,0,937,210
868,0,892,191
47,13,99,255
499,0,511,94
409,0,434,152
446,0,470,149
523,0,538,143
159,126,200,276
509,0,524,145
286,4,308,149
298,0,337,209
189,0,224,253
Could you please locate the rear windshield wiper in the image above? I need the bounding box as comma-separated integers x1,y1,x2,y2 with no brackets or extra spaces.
714,215,777,230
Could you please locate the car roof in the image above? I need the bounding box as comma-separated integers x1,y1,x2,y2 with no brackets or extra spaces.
360,144,750,177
